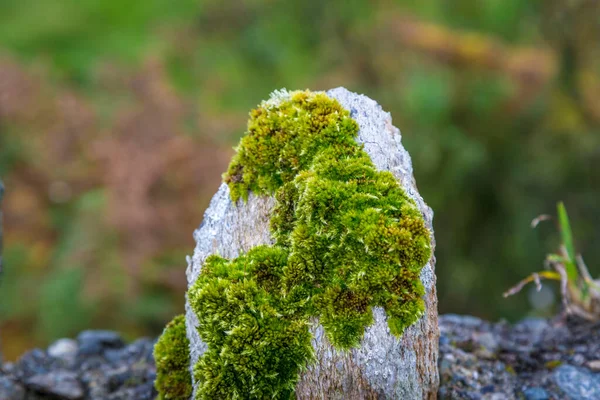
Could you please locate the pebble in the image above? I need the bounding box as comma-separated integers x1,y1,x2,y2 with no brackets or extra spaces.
1,332,157,400
0,376,25,400
13,349,53,379
554,364,600,400
523,387,549,400
475,332,499,353
439,314,600,400
25,370,84,399
588,360,600,372
48,338,78,361
514,318,549,334
77,330,125,356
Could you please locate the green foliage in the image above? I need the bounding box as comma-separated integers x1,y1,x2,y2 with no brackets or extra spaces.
557,202,577,281
154,314,192,400
187,90,431,398
0,0,199,84
505,202,600,319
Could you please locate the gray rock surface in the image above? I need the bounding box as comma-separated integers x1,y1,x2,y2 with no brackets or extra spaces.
185,87,439,399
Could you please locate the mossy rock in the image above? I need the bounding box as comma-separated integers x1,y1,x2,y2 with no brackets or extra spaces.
182,88,438,399
154,314,193,400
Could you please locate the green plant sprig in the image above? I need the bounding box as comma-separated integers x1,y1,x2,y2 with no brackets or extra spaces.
504,202,600,320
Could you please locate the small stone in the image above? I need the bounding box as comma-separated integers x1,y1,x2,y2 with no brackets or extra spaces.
107,381,157,400
81,369,109,400
554,364,600,400
514,318,549,333
572,353,586,365
483,393,505,400
480,384,495,393
25,370,84,400
588,360,600,372
0,376,25,400
106,366,134,390
1,361,15,374
474,332,499,353
494,361,506,372
119,338,155,364
48,338,78,361
103,348,122,364
77,330,124,356
523,387,550,400
14,349,53,379
439,335,450,346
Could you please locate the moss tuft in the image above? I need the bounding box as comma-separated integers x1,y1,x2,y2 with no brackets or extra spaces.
189,248,313,400
186,89,431,399
153,314,193,400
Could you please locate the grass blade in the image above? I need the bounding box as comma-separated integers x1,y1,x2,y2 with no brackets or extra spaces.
557,201,578,281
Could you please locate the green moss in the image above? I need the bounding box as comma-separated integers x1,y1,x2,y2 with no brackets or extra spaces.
189,248,313,399
153,314,193,400
187,90,431,399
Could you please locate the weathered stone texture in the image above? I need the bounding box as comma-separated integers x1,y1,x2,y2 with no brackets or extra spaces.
185,87,439,399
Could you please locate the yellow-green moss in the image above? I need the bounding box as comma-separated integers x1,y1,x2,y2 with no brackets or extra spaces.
153,314,192,400
186,90,431,399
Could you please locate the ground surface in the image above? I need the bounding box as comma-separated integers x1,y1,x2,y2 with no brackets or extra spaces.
439,314,600,400
1,314,599,399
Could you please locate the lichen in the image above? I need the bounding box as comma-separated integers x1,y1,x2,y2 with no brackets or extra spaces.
153,314,193,400
186,90,431,399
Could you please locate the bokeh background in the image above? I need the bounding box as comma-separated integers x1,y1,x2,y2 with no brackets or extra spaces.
1,0,599,361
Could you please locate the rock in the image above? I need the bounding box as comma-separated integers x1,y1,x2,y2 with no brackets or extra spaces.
13,349,53,380
25,370,84,399
0,376,25,400
48,338,78,362
474,332,499,354
106,382,156,400
117,338,155,364
81,369,109,400
77,330,124,356
554,364,600,400
1,330,158,400
588,360,600,372
523,387,550,400
185,88,439,399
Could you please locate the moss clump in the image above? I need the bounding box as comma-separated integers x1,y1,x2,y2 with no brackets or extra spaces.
153,314,193,400
187,89,431,399
189,247,313,399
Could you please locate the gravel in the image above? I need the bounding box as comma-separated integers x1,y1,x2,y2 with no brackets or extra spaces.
439,314,600,399
0,331,157,400
1,315,599,399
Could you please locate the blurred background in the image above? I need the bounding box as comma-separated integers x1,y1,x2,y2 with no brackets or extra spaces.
1,0,599,361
